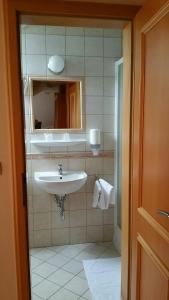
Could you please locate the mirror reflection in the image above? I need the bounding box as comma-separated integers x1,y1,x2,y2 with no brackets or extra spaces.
30,78,82,130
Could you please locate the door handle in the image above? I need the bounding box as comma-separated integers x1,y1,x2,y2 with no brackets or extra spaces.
158,209,169,218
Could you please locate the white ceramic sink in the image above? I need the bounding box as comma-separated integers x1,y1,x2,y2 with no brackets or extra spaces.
34,171,87,195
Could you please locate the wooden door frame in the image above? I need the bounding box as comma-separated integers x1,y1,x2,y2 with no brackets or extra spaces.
0,1,140,299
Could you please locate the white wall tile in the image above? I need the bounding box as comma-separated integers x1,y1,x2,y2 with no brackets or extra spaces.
85,157,103,175
25,114,31,133
20,34,26,54
68,158,85,171
85,37,103,57
85,175,95,193
104,28,122,37
24,95,31,115
27,178,33,195
86,193,93,209
103,158,114,175
34,212,51,230
52,228,70,245
21,55,27,75
25,140,31,154
46,26,65,35
31,159,68,175
46,35,65,55
67,142,86,152
104,58,115,77
34,229,51,247
103,225,114,242
33,194,52,212
104,77,115,97
26,34,46,54
70,210,86,227
66,36,84,56
104,97,114,114
26,55,47,76
86,96,103,115
87,209,103,225
87,226,103,242
70,227,86,244
103,115,114,133
66,27,84,36
103,208,114,225
69,193,86,210
28,214,34,231
86,115,103,131
21,25,122,247
25,25,45,34
28,231,34,248
85,57,103,76
85,28,103,37
66,56,84,76
26,155,32,175
104,37,122,57
49,145,68,153
85,77,103,96
103,132,114,150
27,196,33,213
20,25,26,33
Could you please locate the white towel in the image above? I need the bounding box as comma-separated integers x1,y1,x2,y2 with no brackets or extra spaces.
92,180,102,208
98,179,114,209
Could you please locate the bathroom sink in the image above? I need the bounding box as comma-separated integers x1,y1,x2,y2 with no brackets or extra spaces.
34,171,87,195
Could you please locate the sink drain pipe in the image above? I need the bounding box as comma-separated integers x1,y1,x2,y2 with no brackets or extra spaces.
54,194,67,220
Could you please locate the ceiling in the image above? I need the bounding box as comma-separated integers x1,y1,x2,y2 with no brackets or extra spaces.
65,0,147,5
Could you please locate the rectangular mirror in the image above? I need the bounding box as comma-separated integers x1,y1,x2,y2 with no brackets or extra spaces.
29,77,83,131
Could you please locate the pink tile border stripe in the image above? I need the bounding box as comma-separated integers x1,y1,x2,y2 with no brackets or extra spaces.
26,151,114,160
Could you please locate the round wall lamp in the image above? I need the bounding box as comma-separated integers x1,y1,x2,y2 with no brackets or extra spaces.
48,55,65,74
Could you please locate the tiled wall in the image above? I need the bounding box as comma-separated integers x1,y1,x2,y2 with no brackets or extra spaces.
21,25,122,248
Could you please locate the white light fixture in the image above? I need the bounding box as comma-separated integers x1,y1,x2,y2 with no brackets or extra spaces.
48,55,65,74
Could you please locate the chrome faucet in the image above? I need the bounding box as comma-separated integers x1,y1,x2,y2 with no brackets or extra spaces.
58,163,63,176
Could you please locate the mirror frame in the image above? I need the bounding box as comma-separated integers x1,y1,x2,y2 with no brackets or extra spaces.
28,76,84,133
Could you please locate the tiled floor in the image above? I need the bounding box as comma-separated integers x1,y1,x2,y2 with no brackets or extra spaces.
30,242,120,300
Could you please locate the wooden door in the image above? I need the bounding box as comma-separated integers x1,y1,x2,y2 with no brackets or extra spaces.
67,82,81,128
54,94,67,128
131,1,169,299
